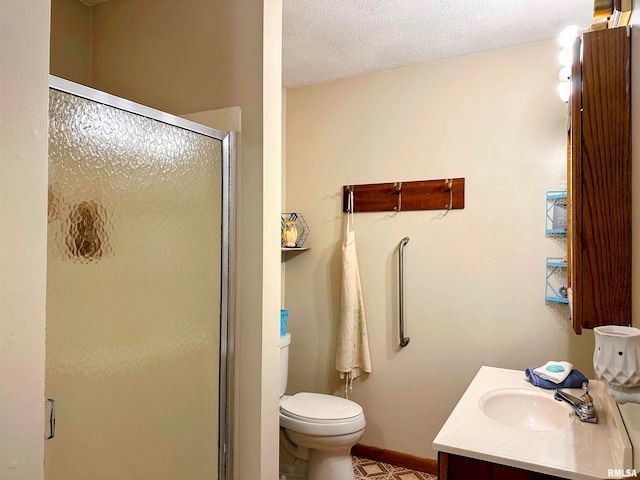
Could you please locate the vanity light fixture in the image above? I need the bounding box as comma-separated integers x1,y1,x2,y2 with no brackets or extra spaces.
559,25,579,48
558,46,573,67
558,66,571,82
558,83,571,103
557,25,580,103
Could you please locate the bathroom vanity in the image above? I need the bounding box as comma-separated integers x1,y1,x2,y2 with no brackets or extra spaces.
433,367,632,480
438,452,569,480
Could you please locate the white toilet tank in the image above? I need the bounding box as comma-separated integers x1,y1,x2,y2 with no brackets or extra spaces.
279,333,291,397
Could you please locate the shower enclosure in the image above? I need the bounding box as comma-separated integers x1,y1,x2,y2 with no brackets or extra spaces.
44,77,233,480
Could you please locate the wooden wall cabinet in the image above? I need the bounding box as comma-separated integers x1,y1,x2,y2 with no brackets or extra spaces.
568,26,632,334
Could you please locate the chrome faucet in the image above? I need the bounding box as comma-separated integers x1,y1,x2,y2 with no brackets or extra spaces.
554,382,597,423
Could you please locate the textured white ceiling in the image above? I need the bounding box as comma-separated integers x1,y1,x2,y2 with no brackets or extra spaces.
282,0,595,88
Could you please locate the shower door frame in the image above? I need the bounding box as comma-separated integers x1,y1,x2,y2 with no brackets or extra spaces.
47,75,235,480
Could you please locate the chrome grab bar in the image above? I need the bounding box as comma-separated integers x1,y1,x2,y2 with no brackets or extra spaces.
399,237,410,348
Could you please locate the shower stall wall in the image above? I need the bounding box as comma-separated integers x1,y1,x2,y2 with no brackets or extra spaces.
45,76,233,480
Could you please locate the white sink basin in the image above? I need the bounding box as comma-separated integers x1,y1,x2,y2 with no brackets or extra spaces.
434,367,633,479
479,388,573,431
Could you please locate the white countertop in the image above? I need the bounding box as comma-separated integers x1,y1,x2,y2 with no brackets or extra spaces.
433,366,632,480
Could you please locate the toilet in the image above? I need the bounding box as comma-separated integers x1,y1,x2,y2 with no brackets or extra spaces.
279,333,366,480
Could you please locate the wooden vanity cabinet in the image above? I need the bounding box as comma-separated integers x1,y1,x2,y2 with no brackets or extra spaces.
568,26,631,334
438,452,569,480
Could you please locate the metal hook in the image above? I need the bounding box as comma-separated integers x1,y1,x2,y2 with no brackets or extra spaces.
345,186,354,213
445,179,453,210
394,182,402,212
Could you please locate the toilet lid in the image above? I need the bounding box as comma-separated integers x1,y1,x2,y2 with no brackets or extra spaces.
280,392,363,422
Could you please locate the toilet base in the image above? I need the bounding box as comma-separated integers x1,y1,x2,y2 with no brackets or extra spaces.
283,427,364,480
280,405,364,480
307,446,355,480
279,430,309,479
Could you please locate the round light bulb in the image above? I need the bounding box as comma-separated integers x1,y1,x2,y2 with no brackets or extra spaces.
558,66,571,82
558,47,573,67
558,82,570,103
559,25,579,48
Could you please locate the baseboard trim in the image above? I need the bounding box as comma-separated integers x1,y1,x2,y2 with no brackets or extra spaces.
351,443,438,476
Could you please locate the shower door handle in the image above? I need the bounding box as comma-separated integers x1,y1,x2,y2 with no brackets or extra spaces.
46,398,56,440
398,237,410,348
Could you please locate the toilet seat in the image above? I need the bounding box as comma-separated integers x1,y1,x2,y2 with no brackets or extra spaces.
280,392,366,436
281,392,363,422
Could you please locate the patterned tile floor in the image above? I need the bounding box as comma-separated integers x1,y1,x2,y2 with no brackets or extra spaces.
352,456,438,480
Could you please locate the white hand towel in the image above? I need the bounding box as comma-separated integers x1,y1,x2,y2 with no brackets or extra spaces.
335,198,372,395
533,361,573,384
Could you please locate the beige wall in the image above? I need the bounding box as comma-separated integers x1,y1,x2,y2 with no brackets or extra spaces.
50,1,283,478
284,39,596,459
0,1,50,479
182,106,242,133
91,0,234,115
50,0,92,86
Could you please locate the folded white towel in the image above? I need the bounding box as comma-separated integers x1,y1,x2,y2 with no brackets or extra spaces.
533,361,573,384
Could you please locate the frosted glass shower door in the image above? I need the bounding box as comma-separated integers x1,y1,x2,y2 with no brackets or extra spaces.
45,81,228,480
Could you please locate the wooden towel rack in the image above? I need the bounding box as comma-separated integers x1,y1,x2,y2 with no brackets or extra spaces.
342,178,465,213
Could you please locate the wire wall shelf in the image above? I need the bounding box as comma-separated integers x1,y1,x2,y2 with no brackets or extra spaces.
545,191,568,237
281,212,310,248
545,257,569,304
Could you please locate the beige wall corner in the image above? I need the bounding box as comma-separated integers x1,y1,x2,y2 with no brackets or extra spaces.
0,1,50,479
229,0,282,479
182,106,242,133
260,0,283,474
282,88,287,210
281,87,287,306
